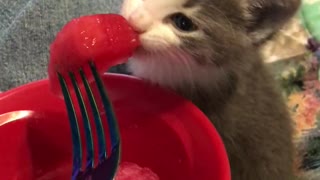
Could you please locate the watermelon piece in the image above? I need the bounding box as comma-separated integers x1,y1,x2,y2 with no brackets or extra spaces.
115,162,160,180
48,14,140,95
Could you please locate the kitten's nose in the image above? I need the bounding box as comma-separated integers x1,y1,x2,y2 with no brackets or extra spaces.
127,9,152,34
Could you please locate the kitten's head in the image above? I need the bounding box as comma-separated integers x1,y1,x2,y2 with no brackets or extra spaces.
120,0,300,90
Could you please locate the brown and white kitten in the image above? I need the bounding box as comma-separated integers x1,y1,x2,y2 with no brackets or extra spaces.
120,0,311,179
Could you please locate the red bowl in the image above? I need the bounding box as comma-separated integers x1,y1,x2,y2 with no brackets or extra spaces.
0,73,230,180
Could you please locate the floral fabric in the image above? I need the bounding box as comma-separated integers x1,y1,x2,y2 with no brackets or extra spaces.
264,1,320,169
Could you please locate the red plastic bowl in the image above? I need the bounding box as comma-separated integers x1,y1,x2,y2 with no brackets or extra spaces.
0,73,230,180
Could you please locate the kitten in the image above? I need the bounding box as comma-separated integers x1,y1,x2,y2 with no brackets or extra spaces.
120,0,310,179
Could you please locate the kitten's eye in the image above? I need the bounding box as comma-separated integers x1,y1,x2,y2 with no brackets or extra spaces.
170,13,197,32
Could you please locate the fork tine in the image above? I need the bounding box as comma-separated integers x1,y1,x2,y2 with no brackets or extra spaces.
90,61,120,177
89,62,121,179
58,73,82,178
69,72,95,171
89,62,120,150
79,69,107,162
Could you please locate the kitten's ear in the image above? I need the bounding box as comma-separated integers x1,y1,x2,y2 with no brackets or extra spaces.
243,0,301,45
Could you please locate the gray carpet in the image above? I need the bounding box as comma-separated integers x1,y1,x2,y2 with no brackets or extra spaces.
0,0,128,92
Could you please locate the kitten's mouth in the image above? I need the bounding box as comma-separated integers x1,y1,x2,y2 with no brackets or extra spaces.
134,29,146,34
134,43,164,56
135,46,146,53
133,46,149,58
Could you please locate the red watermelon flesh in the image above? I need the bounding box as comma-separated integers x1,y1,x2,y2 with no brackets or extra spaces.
115,162,160,180
48,14,140,95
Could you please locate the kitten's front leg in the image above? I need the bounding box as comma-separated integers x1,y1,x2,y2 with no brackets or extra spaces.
228,153,295,180
226,137,295,180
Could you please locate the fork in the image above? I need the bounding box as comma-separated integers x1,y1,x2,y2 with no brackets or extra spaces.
57,61,121,180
